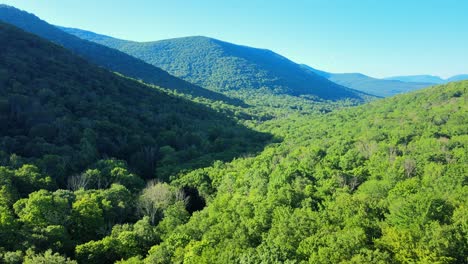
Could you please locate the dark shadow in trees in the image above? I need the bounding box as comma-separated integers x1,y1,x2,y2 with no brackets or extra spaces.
183,186,206,214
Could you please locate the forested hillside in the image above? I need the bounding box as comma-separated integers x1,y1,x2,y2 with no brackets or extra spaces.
60,27,370,101
0,5,239,104
1,20,274,177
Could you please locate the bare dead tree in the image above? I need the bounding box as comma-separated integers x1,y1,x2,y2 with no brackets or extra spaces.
67,173,90,191
175,189,189,206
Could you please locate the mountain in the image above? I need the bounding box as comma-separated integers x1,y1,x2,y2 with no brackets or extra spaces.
60,27,370,101
302,65,434,97
384,75,446,84
447,74,468,82
385,74,468,85
0,21,269,184
0,5,240,104
303,66,468,97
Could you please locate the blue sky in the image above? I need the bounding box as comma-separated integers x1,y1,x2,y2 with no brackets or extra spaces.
2,0,467,78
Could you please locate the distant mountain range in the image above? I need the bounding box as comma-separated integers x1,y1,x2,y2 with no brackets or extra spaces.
446,74,468,82
60,27,370,101
301,66,468,97
384,74,468,84
0,4,241,104
301,65,435,97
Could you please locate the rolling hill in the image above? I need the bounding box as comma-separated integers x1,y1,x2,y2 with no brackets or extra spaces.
60,27,370,101
301,65,434,97
0,5,240,104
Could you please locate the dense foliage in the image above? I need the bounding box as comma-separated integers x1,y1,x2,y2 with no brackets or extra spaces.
0,5,241,105
142,81,467,263
61,28,369,101
302,65,434,97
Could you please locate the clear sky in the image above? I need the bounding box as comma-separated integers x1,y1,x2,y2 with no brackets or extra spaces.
2,0,467,78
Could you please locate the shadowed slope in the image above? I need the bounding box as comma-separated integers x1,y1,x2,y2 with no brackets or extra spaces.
0,22,270,184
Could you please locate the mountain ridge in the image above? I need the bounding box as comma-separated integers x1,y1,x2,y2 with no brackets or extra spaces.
383,75,445,84
384,74,468,84
301,65,434,97
60,26,371,101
